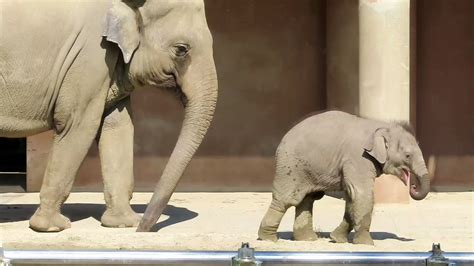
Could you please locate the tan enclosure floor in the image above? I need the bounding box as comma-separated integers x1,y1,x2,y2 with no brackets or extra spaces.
0,192,472,252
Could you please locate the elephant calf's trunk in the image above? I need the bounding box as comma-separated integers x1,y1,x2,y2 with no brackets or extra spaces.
410,174,430,201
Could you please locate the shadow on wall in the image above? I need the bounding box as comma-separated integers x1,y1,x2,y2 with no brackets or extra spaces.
0,204,198,232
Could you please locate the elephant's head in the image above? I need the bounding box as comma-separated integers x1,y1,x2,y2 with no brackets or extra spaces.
364,123,430,201
103,0,218,231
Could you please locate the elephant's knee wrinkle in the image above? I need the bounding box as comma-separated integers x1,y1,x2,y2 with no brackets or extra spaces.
269,199,288,213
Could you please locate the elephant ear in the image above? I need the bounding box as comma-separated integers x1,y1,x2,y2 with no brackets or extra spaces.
364,128,389,164
103,0,142,64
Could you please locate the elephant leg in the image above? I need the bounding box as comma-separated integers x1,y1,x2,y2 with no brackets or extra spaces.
258,198,288,242
330,200,354,243
353,210,374,245
97,98,140,228
348,179,375,245
29,103,105,232
293,193,318,241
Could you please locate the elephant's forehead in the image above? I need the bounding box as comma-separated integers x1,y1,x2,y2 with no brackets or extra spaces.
147,0,204,13
399,135,419,150
142,0,205,26
169,0,204,8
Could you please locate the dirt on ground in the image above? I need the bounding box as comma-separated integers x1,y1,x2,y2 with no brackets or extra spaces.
0,192,472,252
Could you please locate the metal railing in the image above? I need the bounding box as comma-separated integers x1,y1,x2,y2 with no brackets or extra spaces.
1,243,472,265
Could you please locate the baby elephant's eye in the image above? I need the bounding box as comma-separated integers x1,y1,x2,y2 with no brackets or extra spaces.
405,153,411,160
173,43,190,57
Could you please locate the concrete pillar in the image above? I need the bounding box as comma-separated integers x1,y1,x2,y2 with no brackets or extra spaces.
326,0,359,114
359,0,411,203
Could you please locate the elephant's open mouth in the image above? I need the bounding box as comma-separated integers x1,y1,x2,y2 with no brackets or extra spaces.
400,168,411,186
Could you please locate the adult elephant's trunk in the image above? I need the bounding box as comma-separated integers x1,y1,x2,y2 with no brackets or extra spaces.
136,62,218,232
409,155,431,201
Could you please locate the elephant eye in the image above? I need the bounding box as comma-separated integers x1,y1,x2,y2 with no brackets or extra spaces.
172,43,190,57
405,153,411,161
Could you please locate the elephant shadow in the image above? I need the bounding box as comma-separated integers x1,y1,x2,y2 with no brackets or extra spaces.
0,203,198,232
277,231,414,242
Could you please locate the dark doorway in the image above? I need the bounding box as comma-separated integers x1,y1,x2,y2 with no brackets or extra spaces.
0,138,27,192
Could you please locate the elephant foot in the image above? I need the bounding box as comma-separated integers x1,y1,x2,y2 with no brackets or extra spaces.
101,208,141,228
258,206,286,242
353,231,374,245
293,230,318,241
258,223,278,241
29,208,71,232
330,229,349,243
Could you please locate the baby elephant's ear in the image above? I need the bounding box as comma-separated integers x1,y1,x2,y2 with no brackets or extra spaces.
364,128,389,164
103,0,142,64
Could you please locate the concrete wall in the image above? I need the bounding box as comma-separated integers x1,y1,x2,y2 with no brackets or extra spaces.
27,0,327,191
326,0,359,114
416,0,474,190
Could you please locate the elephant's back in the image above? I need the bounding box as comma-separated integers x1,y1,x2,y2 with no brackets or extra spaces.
1,2,78,117
272,111,355,201
0,1,110,125
279,111,356,150
275,111,357,177
1,1,82,72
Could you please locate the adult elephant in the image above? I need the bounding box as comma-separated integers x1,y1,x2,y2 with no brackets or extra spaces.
0,0,218,232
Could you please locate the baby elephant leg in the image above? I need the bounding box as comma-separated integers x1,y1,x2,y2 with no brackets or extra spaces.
293,193,319,241
258,199,288,242
330,204,354,243
352,200,374,245
349,181,375,245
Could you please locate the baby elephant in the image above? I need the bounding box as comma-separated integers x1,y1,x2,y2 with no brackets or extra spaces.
258,111,430,245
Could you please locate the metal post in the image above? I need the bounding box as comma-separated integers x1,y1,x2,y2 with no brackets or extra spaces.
427,243,455,266
231,243,262,266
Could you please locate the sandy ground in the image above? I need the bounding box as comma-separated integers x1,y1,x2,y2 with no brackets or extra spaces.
0,192,472,252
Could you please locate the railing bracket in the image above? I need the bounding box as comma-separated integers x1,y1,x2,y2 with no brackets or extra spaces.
231,242,262,266
427,243,455,266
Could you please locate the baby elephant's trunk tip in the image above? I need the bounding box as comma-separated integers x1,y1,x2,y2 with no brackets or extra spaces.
409,174,430,200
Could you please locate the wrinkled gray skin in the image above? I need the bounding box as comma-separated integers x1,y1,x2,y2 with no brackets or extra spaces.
0,0,217,232
258,111,430,245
